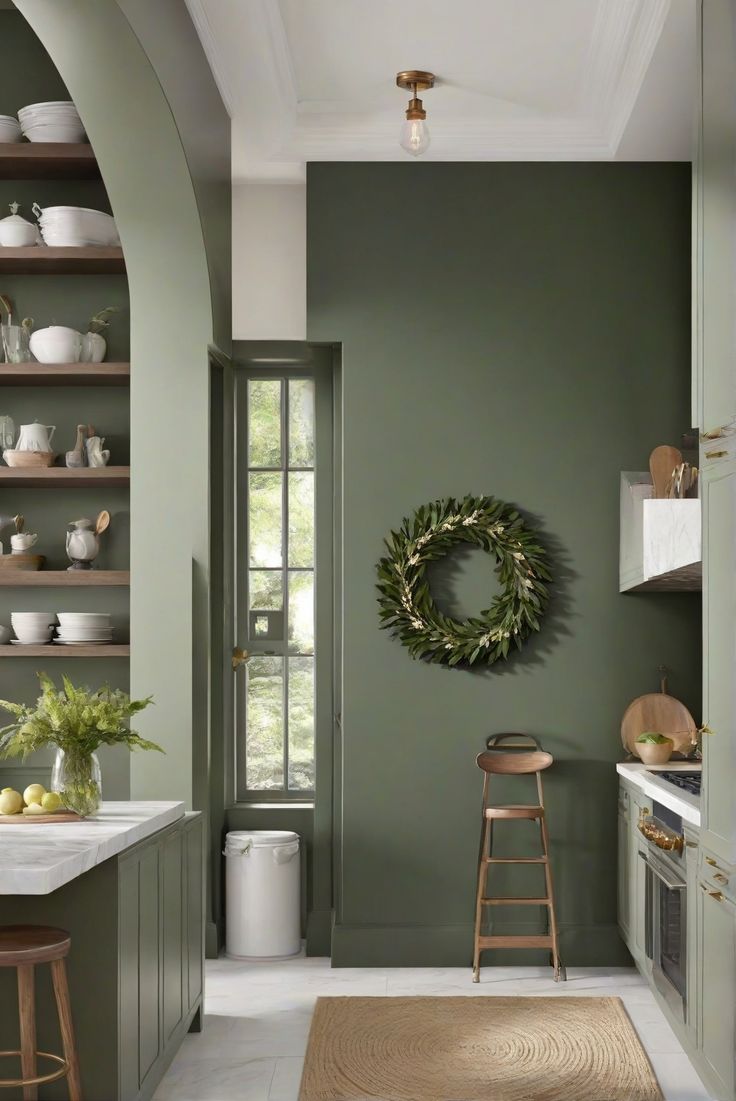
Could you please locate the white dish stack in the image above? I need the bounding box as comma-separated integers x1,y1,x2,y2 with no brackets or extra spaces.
34,204,120,248
55,612,113,646
0,115,22,143
18,101,86,143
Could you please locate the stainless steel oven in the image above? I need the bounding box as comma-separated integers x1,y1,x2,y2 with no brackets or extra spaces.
638,800,687,1021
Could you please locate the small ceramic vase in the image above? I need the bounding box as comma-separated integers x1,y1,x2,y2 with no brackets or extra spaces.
65,424,88,469
66,518,99,570
80,332,106,363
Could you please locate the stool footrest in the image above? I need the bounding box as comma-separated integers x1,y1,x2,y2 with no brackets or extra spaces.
483,856,547,864
477,935,553,949
480,897,550,905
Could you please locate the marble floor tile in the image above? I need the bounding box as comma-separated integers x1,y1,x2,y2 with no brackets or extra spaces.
153,958,715,1101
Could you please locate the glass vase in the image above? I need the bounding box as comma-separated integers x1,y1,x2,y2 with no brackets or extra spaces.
1,323,32,364
51,748,102,817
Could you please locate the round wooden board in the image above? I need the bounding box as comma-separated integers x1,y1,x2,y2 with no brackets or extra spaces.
621,693,697,757
0,810,83,823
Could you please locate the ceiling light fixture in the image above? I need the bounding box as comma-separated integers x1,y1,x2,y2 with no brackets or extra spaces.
396,70,435,158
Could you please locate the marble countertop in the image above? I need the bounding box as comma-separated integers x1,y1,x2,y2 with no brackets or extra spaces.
617,761,701,826
0,801,185,895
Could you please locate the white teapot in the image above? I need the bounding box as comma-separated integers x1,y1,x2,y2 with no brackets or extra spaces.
16,421,55,452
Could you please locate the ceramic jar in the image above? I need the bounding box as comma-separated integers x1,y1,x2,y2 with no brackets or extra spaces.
29,326,83,364
80,332,107,363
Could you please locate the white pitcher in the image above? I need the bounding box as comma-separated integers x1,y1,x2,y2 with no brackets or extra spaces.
10,532,37,554
16,421,55,452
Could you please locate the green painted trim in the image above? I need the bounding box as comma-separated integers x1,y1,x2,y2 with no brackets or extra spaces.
330,922,631,968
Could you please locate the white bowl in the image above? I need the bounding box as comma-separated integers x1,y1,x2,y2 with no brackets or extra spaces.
22,124,86,144
57,614,111,627
29,327,83,364
0,222,37,247
11,612,57,622
0,117,22,143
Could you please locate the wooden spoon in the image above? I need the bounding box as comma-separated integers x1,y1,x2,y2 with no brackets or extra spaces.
95,510,110,535
649,445,682,499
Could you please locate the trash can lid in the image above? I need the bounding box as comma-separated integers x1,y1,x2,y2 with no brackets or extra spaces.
225,830,299,849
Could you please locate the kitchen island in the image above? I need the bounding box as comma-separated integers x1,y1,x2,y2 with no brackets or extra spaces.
0,802,203,1101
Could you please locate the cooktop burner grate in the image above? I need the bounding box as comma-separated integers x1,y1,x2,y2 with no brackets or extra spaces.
655,770,702,796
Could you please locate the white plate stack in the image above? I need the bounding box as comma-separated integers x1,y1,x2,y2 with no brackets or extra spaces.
55,612,113,646
18,101,86,143
0,115,22,143
35,205,120,247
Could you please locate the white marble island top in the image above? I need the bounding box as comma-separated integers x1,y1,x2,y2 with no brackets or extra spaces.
0,801,185,895
617,761,701,826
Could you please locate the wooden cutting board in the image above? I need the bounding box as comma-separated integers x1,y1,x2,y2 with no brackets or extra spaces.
0,811,83,823
621,693,697,757
649,445,682,499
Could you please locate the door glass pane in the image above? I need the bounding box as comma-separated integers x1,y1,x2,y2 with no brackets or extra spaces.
289,379,315,468
249,471,283,567
288,656,314,790
248,379,282,467
288,471,314,567
246,656,284,790
249,570,283,611
288,571,314,653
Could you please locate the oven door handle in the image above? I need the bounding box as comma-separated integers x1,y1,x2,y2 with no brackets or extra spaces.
639,851,686,891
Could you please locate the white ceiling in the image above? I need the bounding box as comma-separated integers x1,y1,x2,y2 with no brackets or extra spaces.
185,0,697,182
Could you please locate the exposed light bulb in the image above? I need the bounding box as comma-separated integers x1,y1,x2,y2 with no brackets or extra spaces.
400,118,430,157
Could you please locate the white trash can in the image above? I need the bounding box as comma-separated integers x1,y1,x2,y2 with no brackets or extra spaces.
224,830,301,959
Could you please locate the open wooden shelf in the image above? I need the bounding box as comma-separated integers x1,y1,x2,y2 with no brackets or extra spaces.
0,362,129,386
0,143,100,179
0,247,124,274
0,644,130,658
0,570,129,586
0,466,129,487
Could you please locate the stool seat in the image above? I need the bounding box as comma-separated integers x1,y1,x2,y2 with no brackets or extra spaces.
485,804,544,820
0,927,71,967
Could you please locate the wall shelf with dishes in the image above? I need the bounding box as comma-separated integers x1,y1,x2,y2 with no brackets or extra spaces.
0,97,131,658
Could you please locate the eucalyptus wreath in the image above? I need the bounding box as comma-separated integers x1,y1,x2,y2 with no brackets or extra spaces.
376,494,551,667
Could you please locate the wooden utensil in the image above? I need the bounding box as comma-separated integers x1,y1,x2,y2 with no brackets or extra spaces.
0,811,83,823
649,445,682,499
95,509,110,535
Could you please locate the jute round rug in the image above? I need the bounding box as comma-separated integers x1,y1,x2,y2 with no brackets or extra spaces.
299,996,663,1101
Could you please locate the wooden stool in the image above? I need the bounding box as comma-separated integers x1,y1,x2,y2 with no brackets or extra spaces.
472,734,565,984
0,925,82,1100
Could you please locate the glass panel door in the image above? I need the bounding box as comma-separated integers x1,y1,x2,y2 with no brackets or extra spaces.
235,369,326,800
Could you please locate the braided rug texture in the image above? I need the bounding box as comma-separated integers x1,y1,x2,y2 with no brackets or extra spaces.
299,996,663,1101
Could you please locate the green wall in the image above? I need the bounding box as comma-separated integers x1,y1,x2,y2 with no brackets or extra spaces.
0,10,130,799
308,162,700,966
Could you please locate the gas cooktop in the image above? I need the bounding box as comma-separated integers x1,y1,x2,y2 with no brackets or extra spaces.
653,770,702,797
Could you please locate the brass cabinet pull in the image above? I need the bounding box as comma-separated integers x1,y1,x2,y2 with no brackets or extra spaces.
232,647,250,671
714,873,729,885
710,891,724,902
705,449,728,459
706,857,717,866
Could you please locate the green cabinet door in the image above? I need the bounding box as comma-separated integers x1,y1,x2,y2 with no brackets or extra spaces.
627,788,651,967
138,844,162,1090
701,452,736,863
618,795,631,945
698,0,736,432
697,881,736,1098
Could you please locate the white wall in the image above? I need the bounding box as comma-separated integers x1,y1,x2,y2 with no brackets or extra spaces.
232,182,306,340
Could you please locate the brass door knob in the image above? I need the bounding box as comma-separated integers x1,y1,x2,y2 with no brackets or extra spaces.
232,647,250,671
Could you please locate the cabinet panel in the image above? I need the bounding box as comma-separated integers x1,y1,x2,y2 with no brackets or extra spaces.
118,854,140,1100
186,818,204,1012
618,805,630,944
697,882,736,1097
162,831,184,1042
700,0,736,432
138,844,161,1085
702,457,736,862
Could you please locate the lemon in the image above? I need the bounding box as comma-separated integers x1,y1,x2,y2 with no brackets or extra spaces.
22,803,46,815
0,789,22,815
41,792,62,813
23,783,46,806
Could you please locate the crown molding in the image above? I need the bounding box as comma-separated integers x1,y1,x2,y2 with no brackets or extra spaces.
184,0,235,117
195,0,675,179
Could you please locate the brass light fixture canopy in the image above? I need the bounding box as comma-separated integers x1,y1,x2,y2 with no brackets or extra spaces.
396,70,435,93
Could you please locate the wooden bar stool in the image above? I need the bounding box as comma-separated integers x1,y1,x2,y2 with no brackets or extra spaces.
472,734,565,984
0,925,82,1100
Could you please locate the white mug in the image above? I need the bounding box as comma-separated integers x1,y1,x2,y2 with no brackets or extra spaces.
10,532,37,553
